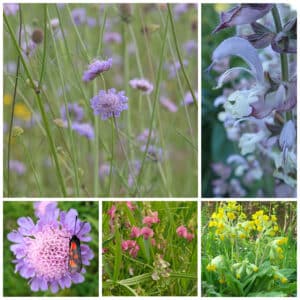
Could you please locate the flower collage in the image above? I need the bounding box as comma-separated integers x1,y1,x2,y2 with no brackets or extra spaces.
2,1,298,299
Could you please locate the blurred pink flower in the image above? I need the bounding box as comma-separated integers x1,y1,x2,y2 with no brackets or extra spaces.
130,226,141,238
143,211,160,227
107,205,116,220
126,201,135,210
141,227,154,240
176,225,188,238
122,240,139,257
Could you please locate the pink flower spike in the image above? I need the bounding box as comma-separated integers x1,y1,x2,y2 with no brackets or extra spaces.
141,227,154,240
176,225,188,238
107,205,116,220
142,211,160,227
121,240,129,251
130,226,141,238
126,201,135,211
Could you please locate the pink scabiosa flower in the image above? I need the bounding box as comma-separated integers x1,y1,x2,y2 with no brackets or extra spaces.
90,88,128,120
9,160,26,175
82,58,112,82
130,226,141,238
7,207,94,293
129,78,153,94
143,211,160,227
141,227,154,240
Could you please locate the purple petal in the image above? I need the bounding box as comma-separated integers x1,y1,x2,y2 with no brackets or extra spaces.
10,243,26,258
61,209,78,232
17,217,35,235
7,230,23,243
59,275,71,289
71,272,84,283
213,4,273,33
40,277,48,291
212,37,264,83
50,281,59,293
30,277,40,292
77,222,91,236
20,266,35,278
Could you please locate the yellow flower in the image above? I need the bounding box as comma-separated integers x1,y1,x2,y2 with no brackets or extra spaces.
4,93,12,105
219,234,225,241
206,264,216,272
227,212,236,220
273,225,279,232
212,212,217,219
269,230,275,237
263,215,269,221
257,225,263,232
271,215,277,222
14,103,32,121
277,237,288,245
236,273,241,279
239,212,247,219
252,265,258,272
219,277,225,284
209,220,217,227
239,233,246,239
217,222,224,230
276,247,283,254
281,277,288,284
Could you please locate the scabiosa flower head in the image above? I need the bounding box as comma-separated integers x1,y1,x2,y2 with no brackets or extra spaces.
7,207,93,293
98,163,112,179
140,145,163,162
182,90,198,106
34,201,58,218
140,227,154,240
3,3,19,15
90,88,128,120
82,58,112,82
72,122,95,140
129,78,153,94
160,97,178,112
137,128,157,144
9,159,26,175
60,103,84,123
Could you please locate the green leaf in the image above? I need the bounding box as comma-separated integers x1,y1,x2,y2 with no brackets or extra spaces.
113,229,122,281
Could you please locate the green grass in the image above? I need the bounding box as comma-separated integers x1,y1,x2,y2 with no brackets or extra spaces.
102,201,197,296
4,3,197,197
3,201,99,296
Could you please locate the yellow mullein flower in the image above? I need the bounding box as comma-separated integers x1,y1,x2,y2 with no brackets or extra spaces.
271,215,277,222
206,264,216,272
239,233,246,239
14,103,32,121
4,93,12,105
277,237,288,245
227,212,236,220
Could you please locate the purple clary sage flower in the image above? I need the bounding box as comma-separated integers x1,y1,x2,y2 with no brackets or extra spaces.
7,205,94,293
90,88,128,120
60,103,84,123
72,123,95,140
3,3,19,15
279,120,296,161
129,78,153,94
9,160,26,175
213,4,274,34
82,58,112,82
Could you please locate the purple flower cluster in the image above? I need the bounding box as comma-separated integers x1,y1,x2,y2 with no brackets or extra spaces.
82,58,112,82
7,203,94,293
90,88,128,120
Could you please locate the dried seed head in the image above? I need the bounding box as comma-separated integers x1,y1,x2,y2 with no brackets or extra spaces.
31,28,44,44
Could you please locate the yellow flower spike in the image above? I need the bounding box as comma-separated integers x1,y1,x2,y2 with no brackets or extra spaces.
281,277,288,284
277,237,288,245
209,220,217,227
236,273,241,279
271,215,277,222
273,225,279,232
4,93,13,105
206,264,216,272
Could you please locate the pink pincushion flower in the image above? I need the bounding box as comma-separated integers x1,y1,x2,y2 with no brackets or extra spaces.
176,225,188,238
7,206,93,293
130,226,141,238
140,227,154,240
107,205,116,220
143,211,160,227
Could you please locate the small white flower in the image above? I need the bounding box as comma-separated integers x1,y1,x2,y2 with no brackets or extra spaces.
238,131,266,155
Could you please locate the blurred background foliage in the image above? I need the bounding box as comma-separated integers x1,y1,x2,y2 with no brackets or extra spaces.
3,201,99,296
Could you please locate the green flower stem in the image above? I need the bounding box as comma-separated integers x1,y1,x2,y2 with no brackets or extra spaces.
107,119,115,196
4,11,67,196
167,4,197,107
272,5,289,82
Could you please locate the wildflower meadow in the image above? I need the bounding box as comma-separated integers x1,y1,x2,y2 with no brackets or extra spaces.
202,4,297,197
3,3,197,198
102,201,197,296
4,201,99,296
202,201,297,297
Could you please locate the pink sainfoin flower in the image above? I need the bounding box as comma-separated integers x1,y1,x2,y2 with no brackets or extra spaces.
143,211,160,227
186,232,195,241
141,227,154,240
107,205,116,220
126,201,136,211
130,226,141,238
176,225,195,241
122,240,140,257
7,206,93,293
